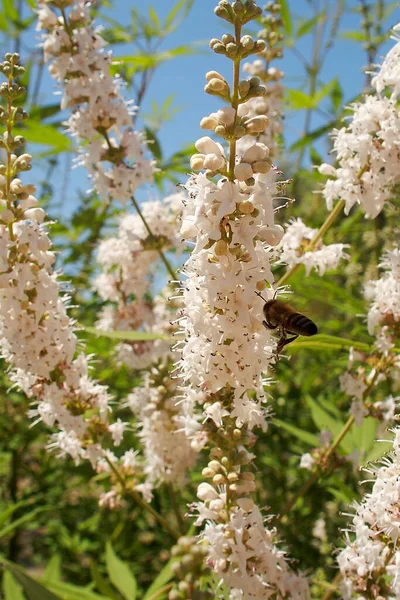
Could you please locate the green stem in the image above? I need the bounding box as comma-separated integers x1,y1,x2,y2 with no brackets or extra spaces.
105,457,180,540
280,414,355,517
167,483,186,535
321,571,342,600
130,194,177,281
227,22,242,179
277,199,345,287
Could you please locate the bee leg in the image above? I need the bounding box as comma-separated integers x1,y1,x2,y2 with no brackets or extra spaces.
278,334,298,353
262,319,278,330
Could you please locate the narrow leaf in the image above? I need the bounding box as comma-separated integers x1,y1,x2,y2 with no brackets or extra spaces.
90,561,120,600
286,89,315,110
43,556,62,583
143,558,177,600
289,334,372,353
0,559,62,600
0,507,48,539
165,0,194,30
45,580,108,600
273,419,319,446
105,542,137,600
279,0,292,35
296,14,322,38
3,570,25,600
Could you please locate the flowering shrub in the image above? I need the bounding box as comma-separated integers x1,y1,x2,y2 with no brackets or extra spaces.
0,1,399,600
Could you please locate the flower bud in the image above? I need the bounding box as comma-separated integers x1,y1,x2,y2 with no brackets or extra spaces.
258,224,284,246
190,154,205,171
200,116,218,130
241,35,254,49
195,136,222,155
246,115,269,133
252,159,272,174
319,163,337,176
234,162,253,181
0,208,14,223
214,125,226,137
24,207,46,223
203,153,225,171
205,70,225,81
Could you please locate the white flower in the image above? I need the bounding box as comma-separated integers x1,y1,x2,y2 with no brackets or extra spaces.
300,453,315,471
38,0,155,205
278,218,349,275
319,95,400,219
338,427,400,597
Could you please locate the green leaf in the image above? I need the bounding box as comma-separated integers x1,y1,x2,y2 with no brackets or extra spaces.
273,419,319,447
43,556,62,583
305,397,353,454
165,0,194,30
340,30,366,42
2,0,18,22
82,326,171,342
289,122,336,151
22,122,71,152
105,542,137,600
90,561,120,600
0,507,49,539
286,89,315,110
330,78,343,114
0,500,31,529
143,558,177,600
3,570,25,600
279,0,292,35
148,5,160,28
45,581,108,600
144,127,163,161
314,79,336,105
289,334,372,353
0,559,62,600
309,146,322,166
296,14,322,38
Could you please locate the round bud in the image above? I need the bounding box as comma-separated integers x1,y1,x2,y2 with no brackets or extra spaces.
190,154,205,171
205,70,225,81
234,162,253,181
200,116,218,130
222,33,234,44
214,125,226,137
241,35,254,49
252,159,272,174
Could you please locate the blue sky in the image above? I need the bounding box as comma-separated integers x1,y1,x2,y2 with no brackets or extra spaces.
18,0,400,212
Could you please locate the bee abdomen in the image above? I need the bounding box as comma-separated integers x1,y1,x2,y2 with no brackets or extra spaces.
285,313,318,336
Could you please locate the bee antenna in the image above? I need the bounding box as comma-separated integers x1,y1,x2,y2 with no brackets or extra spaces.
255,290,268,303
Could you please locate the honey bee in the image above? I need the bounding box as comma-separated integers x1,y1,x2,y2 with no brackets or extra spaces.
256,291,318,354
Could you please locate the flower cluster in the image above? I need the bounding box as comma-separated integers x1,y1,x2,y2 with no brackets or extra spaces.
0,54,122,469
126,366,196,489
365,248,400,344
277,218,349,276
37,0,154,204
237,2,284,159
338,427,400,599
338,248,400,441
319,23,400,218
95,194,183,369
177,1,310,597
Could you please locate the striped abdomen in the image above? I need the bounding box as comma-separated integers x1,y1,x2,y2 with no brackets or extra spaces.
263,300,318,337
283,311,318,337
